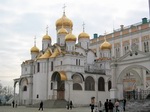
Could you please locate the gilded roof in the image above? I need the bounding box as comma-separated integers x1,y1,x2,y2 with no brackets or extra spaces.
57,27,68,34
78,32,90,39
42,34,51,40
59,71,67,80
39,49,52,59
100,38,112,50
65,33,76,42
30,46,39,52
56,13,73,27
50,47,61,58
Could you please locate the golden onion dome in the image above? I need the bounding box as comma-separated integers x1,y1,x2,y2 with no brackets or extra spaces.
57,27,68,34
65,33,76,42
56,13,73,28
100,38,112,50
30,46,39,53
42,34,51,40
78,32,90,39
39,49,52,59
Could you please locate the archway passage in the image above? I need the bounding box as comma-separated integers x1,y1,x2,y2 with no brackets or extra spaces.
117,65,150,100
51,71,67,100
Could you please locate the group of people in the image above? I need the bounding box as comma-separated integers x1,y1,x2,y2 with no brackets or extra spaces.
89,98,126,112
67,100,73,110
104,99,126,112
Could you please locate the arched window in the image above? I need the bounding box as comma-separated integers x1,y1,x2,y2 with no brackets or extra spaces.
73,83,82,90
23,86,27,91
108,80,112,91
85,76,95,91
98,77,105,91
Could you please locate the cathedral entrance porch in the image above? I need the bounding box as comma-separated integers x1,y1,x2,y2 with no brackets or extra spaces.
51,71,67,100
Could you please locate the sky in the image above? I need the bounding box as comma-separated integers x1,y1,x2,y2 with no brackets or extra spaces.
0,0,149,88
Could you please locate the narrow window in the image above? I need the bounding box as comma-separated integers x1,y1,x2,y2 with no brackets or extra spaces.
37,94,39,98
51,62,53,71
37,63,40,72
51,83,53,90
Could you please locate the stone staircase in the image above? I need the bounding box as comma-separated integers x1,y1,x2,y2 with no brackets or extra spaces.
28,99,67,108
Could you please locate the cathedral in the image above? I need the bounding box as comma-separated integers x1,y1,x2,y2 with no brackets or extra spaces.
14,10,150,107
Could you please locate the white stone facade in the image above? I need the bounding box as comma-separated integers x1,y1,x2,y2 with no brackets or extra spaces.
14,14,150,107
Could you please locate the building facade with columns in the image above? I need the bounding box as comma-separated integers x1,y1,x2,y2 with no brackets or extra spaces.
90,17,150,100
14,11,150,106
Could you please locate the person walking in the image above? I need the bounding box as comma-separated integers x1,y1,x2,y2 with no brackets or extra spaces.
123,98,126,111
38,101,43,111
70,101,73,110
108,100,114,112
104,99,109,112
90,103,95,112
115,100,119,112
67,101,70,110
98,101,103,112
12,100,15,108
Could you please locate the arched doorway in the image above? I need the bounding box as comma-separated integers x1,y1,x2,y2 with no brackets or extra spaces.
117,65,150,100
51,71,67,100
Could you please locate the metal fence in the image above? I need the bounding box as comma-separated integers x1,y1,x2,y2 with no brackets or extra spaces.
124,90,150,100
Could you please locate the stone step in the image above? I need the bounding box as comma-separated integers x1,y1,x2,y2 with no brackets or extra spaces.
27,100,67,108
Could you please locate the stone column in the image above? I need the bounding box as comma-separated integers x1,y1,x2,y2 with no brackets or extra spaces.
142,69,147,90
121,37,123,56
19,85,22,105
141,68,146,90
28,79,33,105
110,63,118,99
95,75,98,106
139,30,142,51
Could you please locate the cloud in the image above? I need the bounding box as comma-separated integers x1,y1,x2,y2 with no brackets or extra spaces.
0,0,149,87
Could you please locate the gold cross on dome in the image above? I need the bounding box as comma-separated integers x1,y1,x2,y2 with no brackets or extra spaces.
82,22,85,32
104,31,107,41
34,36,36,46
46,25,48,34
63,4,66,14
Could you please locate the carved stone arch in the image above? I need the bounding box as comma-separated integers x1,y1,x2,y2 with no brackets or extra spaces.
71,72,84,83
51,71,67,81
19,77,28,85
118,69,142,86
14,79,19,87
117,65,150,85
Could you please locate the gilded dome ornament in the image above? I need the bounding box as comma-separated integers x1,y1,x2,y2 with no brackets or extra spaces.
56,5,73,28
100,32,112,50
31,36,39,52
65,30,76,42
42,25,51,40
78,22,90,39
57,26,68,34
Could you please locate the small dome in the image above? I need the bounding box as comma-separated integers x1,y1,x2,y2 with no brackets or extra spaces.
78,32,90,39
100,39,112,50
42,34,51,40
65,33,76,42
30,46,39,52
56,13,73,28
58,27,68,34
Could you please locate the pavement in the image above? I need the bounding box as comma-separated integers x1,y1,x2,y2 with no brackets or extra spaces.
0,106,90,112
